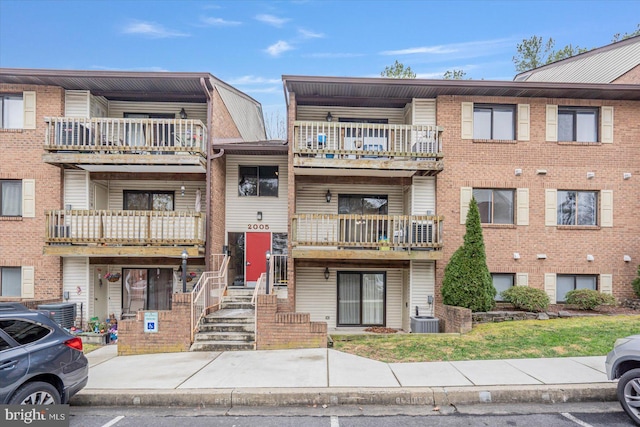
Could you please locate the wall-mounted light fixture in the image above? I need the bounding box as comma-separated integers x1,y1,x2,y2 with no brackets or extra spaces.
514,168,523,176
326,112,333,122
587,254,594,262
537,254,547,259
587,172,595,179
179,108,187,119
180,185,185,196
513,252,521,260
624,255,631,262
257,211,263,221
536,169,547,175
624,173,632,180
326,189,332,203
324,267,330,280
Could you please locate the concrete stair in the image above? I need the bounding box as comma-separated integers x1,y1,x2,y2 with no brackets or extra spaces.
190,288,256,351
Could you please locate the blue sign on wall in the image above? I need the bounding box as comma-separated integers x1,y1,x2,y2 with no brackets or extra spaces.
144,312,159,333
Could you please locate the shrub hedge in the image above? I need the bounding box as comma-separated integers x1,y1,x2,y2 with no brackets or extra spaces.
565,289,617,310
501,286,550,312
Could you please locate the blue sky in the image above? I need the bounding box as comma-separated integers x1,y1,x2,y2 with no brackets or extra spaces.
1,0,638,120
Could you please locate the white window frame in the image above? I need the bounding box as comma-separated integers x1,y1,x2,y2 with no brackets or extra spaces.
0,94,24,129
558,106,598,142
473,188,515,224
473,104,516,140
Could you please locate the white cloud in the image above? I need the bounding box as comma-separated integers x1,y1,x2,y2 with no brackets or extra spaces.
381,38,515,57
227,76,281,85
265,40,293,57
122,20,188,38
255,14,289,27
298,28,323,39
201,16,242,26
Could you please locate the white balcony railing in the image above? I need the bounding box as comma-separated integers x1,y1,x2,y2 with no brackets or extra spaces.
191,254,229,342
292,214,443,250
293,121,443,160
45,209,205,245
44,117,207,156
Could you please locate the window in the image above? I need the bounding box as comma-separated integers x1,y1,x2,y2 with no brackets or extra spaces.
124,191,174,211
557,275,597,303
238,166,278,197
473,189,514,224
557,190,597,225
473,105,515,140
558,107,597,142
0,319,51,345
492,274,514,301
0,180,21,216
0,94,23,129
338,272,385,326
1,267,21,297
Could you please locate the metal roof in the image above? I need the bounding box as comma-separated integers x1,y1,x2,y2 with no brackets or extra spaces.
283,75,640,108
514,35,640,83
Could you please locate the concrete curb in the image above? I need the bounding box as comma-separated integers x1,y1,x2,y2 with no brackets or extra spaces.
72,383,617,407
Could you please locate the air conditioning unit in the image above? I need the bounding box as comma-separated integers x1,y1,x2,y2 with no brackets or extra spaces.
38,302,76,329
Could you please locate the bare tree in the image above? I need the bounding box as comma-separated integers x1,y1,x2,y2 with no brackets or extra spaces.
264,110,287,140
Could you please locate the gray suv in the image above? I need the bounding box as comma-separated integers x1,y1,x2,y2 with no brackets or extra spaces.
0,303,88,404
606,334,640,425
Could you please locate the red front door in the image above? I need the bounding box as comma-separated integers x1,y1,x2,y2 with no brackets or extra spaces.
245,232,271,286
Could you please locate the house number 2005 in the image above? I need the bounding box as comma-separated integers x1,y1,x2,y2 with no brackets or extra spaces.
248,224,270,230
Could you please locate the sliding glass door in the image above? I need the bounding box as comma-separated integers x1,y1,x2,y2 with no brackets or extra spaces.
337,272,385,326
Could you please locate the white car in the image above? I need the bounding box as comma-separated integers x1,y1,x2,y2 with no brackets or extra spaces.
606,335,640,425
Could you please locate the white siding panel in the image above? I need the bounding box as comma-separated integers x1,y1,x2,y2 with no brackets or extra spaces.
412,176,435,215
65,90,90,118
64,170,89,210
90,95,108,118
410,261,435,318
107,180,205,211
297,183,404,215
295,267,403,329
296,106,406,124
226,155,289,233
63,258,89,322
412,99,436,126
296,267,337,327
107,101,207,123
385,269,403,329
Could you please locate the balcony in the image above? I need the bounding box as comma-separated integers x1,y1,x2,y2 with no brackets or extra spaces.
291,214,443,260
43,117,207,173
43,209,205,257
292,121,443,177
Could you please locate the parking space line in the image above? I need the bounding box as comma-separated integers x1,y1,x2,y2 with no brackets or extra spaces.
561,412,594,427
101,415,125,427
330,415,339,427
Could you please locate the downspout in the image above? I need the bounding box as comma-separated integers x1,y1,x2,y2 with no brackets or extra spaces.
200,77,213,272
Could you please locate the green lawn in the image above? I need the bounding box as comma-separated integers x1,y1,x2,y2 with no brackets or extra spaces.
332,315,640,363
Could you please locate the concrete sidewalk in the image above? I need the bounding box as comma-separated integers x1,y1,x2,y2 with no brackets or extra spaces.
71,345,617,407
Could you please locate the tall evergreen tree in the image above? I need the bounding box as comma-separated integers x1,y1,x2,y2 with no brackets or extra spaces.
441,198,496,312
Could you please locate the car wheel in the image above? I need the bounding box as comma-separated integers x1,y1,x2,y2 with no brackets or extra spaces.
618,368,640,425
8,381,61,405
